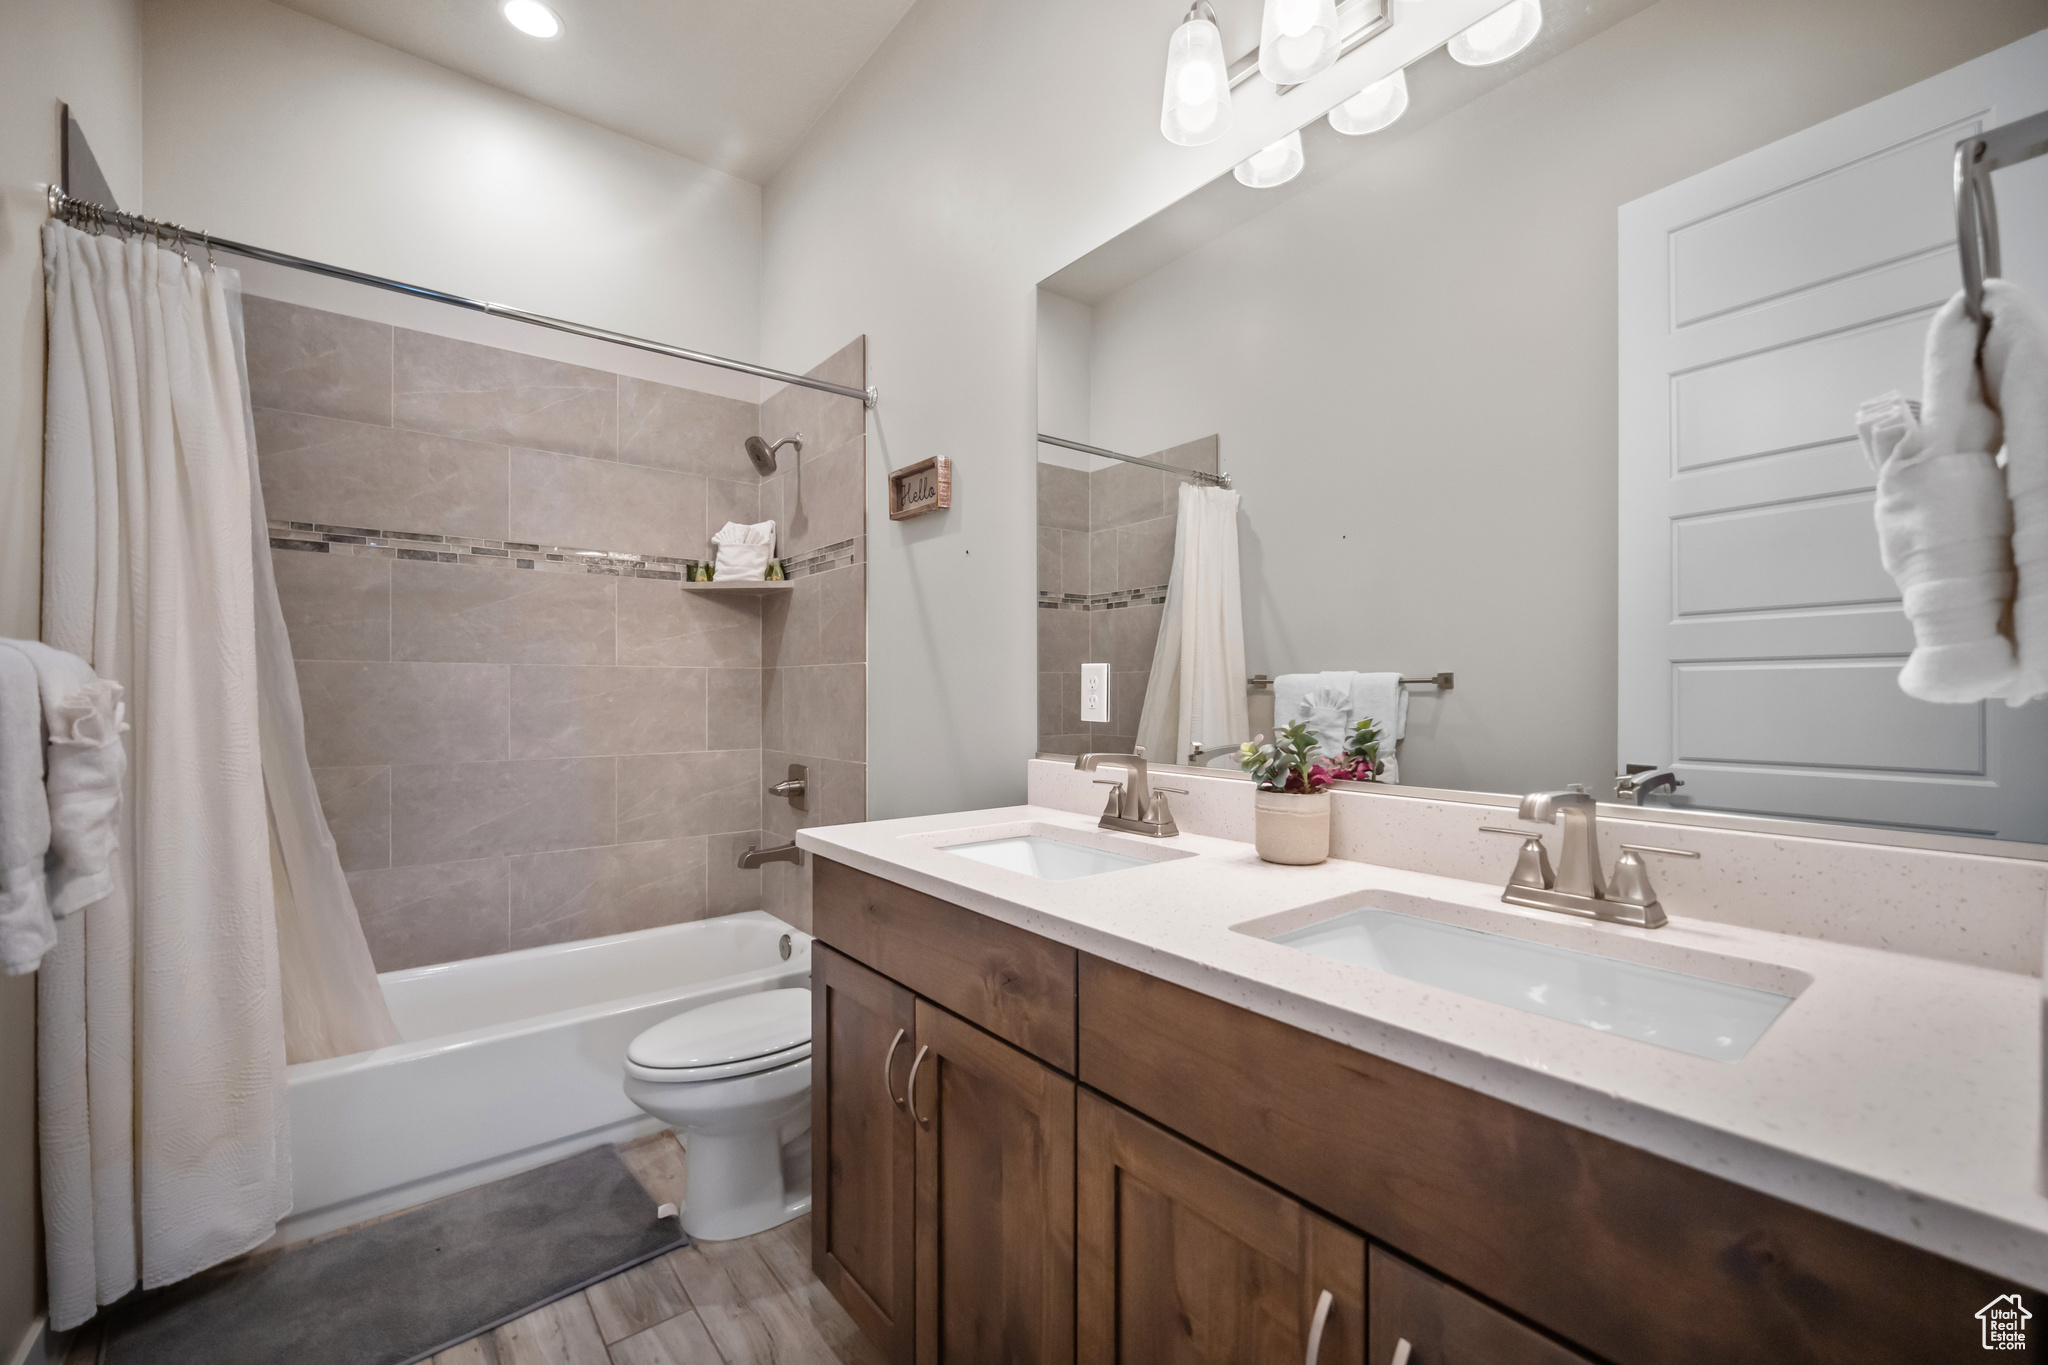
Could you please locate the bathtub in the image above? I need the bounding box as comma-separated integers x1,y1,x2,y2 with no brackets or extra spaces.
278,911,812,1245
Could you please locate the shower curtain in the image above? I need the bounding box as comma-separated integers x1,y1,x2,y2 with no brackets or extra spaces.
39,220,396,1329
1135,484,1251,766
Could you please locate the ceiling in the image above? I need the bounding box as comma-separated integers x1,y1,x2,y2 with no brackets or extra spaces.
274,0,920,184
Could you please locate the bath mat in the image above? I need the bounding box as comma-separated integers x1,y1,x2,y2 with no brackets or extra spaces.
102,1145,688,1365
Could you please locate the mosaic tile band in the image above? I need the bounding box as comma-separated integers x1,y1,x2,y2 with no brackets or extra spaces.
1038,586,1170,612
268,519,861,582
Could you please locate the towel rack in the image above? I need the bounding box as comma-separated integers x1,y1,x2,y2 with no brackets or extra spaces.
1956,108,2048,323
1247,672,1452,690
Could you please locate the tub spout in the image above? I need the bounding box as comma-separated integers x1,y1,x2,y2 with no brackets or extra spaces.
739,841,804,870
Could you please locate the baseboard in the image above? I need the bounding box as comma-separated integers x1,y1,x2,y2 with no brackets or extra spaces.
5,1316,48,1365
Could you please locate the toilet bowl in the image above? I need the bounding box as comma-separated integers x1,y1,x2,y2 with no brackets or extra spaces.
622,987,812,1241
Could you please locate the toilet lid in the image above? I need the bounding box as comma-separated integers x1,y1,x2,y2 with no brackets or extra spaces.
628,988,811,1072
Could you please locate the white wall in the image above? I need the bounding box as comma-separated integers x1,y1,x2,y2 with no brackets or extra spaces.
761,0,2048,817
0,1,146,1351
140,0,762,364
1034,288,1097,472
759,0,1507,820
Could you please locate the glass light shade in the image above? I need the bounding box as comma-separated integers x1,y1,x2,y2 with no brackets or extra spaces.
1447,0,1542,65
1160,14,1233,146
502,0,562,38
1327,68,1409,135
1234,130,1306,188
1259,0,1340,86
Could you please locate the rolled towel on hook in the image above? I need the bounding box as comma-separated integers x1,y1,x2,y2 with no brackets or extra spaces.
1857,290,2018,703
1979,280,2048,703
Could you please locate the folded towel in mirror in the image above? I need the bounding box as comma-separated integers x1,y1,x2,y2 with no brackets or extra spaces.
711,519,777,581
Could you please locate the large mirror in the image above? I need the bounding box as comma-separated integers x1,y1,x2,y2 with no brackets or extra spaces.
1037,7,2048,843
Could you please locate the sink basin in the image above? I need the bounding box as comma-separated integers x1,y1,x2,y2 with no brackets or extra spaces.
944,835,1155,881
1269,908,1793,1061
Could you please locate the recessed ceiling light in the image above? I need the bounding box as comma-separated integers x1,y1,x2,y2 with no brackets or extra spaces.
501,0,563,40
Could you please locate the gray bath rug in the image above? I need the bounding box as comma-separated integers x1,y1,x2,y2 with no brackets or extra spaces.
103,1144,688,1365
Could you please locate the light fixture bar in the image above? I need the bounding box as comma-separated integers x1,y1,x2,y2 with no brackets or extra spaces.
1227,0,1391,91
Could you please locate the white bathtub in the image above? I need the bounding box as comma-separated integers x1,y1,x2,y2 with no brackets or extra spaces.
278,911,812,1245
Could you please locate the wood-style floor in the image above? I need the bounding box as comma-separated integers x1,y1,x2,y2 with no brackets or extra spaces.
430,1133,884,1365
65,1132,883,1365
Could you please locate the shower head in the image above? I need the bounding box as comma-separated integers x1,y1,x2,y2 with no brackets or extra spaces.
745,433,803,476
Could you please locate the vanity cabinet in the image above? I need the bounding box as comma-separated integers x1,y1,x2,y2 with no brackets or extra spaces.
812,858,2025,1365
813,944,918,1364
910,1000,1075,1364
1077,1090,1364,1364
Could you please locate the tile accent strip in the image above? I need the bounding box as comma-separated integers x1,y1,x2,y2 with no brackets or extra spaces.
1038,586,1170,611
269,520,862,582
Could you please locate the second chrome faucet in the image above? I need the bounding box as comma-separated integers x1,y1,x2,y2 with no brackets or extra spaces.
1483,790,1698,929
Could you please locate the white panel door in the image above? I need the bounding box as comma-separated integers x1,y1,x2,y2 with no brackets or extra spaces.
1618,33,2048,841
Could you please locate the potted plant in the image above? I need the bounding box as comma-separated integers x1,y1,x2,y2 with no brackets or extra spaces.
1238,721,1336,865
1326,717,1386,783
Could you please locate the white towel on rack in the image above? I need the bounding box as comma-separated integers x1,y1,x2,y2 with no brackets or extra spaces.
1857,290,2018,702
1980,280,2048,703
711,519,777,581
1271,671,1408,782
0,645,54,975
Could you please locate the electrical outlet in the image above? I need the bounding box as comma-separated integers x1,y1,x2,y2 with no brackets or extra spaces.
1080,662,1110,723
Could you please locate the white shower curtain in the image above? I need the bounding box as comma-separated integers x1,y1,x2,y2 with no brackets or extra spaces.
1135,484,1251,765
39,221,395,1329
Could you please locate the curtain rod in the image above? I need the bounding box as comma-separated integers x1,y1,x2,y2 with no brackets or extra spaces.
1037,433,1231,488
45,185,876,409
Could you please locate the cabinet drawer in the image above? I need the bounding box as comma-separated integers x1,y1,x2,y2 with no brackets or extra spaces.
814,858,1077,1071
1077,952,2024,1365
1370,1248,1589,1365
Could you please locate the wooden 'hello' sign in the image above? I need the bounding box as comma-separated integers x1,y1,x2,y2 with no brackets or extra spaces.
888,456,952,521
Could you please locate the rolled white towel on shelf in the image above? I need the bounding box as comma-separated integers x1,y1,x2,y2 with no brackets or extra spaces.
1857,290,2018,703
711,519,778,581
1980,280,2048,704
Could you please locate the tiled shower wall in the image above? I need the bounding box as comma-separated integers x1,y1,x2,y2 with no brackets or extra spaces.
1036,435,1217,756
249,295,865,967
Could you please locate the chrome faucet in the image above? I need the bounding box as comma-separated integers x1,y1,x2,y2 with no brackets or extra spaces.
1615,765,1684,805
1074,746,1185,837
1481,790,1699,929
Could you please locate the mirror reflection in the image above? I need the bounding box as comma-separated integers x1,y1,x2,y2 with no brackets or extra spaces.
1038,11,2048,842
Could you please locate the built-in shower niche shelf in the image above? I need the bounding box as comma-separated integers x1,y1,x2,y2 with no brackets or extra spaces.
679,579,795,594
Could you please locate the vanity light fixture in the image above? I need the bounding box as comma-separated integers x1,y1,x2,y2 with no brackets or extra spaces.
1160,2,1234,146
1327,67,1409,135
501,0,563,40
1259,0,1341,86
1234,130,1306,188
1447,0,1541,65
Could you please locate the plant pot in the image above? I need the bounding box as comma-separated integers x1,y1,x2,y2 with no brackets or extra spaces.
1254,790,1330,865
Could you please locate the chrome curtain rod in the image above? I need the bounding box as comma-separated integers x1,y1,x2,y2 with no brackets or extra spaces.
1956,108,2048,325
1037,433,1231,488
45,185,876,409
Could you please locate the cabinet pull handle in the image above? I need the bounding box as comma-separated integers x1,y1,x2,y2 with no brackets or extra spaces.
1305,1289,1334,1365
882,1028,907,1108
905,1045,932,1128
1390,1338,1413,1365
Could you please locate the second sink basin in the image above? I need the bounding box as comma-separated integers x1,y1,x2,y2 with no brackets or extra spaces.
1266,906,1795,1062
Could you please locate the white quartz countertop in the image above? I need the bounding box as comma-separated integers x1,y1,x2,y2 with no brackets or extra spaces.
796,804,2047,1289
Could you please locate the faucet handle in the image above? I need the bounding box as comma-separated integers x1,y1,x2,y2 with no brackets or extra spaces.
1092,778,1125,819
1481,826,1555,890
1608,843,1699,925
1148,786,1186,834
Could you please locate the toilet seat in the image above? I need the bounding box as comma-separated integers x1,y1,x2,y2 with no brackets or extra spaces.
625,988,811,1084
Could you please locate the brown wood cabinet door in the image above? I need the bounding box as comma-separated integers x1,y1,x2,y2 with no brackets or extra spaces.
1077,1090,1365,1365
910,999,1076,1365
814,944,919,1364
1369,1247,1593,1365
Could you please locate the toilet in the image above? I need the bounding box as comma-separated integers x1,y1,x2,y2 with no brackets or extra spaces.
622,987,813,1241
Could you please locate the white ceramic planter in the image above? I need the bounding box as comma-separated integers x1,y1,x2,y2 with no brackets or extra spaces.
1254,790,1331,865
